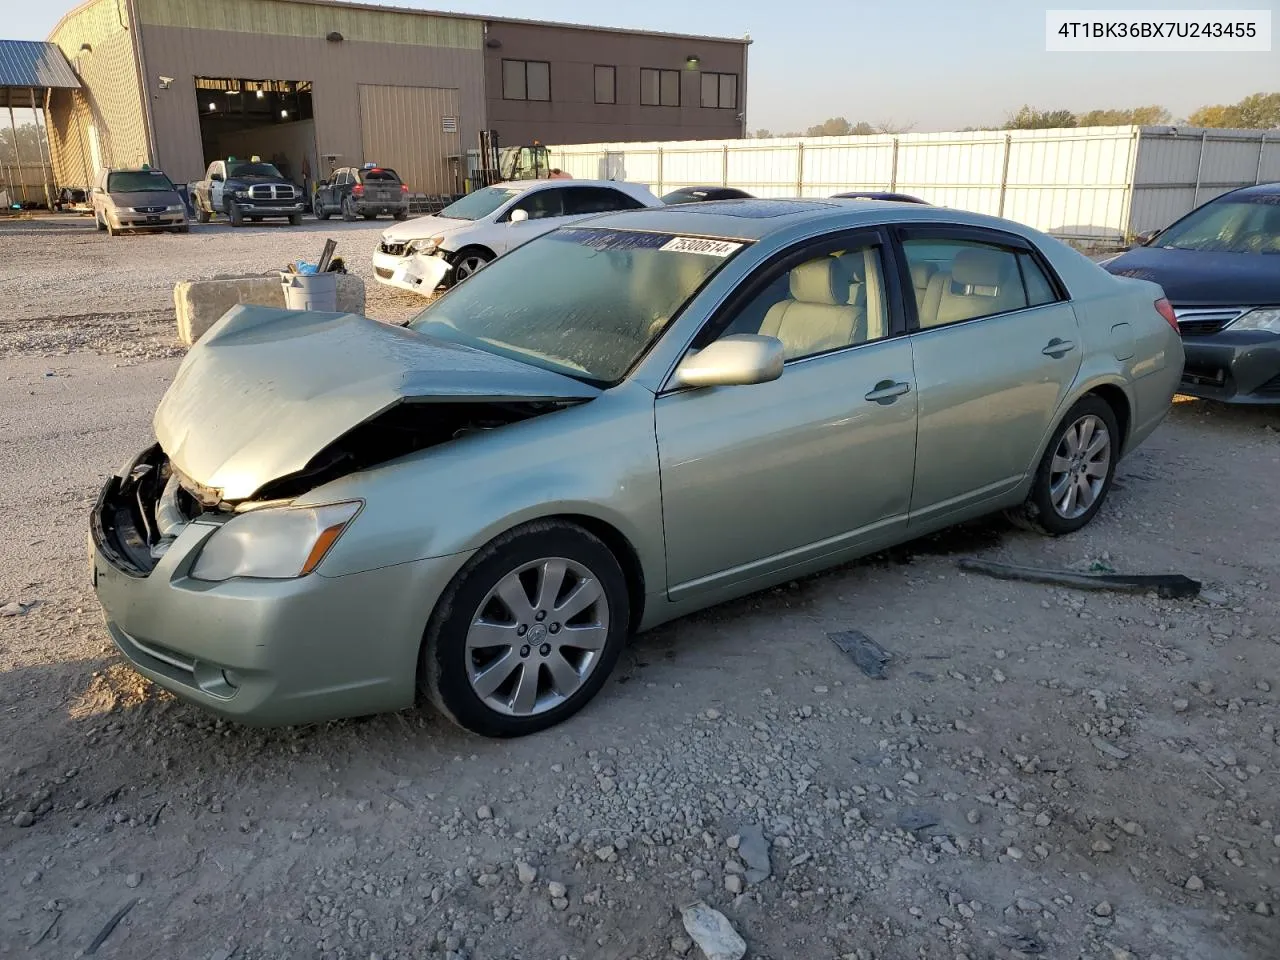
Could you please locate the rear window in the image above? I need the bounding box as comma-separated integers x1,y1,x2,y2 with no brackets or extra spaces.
360,168,401,182
107,170,175,193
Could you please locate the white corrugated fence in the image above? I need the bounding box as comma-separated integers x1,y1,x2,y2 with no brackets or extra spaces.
550,125,1279,246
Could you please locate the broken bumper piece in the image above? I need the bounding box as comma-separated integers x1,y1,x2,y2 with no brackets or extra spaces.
377,253,452,295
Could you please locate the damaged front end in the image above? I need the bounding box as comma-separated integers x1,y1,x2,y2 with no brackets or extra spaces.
95,397,582,576
383,251,453,295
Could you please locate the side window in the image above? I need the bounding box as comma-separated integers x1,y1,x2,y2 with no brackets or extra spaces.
564,187,645,215
1017,252,1059,307
697,240,892,361
510,189,565,220
902,239,1030,330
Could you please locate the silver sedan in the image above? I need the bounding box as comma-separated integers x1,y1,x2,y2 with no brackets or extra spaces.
90,200,1183,736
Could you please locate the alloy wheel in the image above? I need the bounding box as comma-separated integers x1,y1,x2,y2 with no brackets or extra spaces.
465,557,610,717
455,255,488,281
1048,414,1111,520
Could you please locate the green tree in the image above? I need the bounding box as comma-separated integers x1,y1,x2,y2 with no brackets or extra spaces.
0,122,50,165
1188,92,1280,128
803,117,854,137
1003,105,1078,129
1077,105,1170,126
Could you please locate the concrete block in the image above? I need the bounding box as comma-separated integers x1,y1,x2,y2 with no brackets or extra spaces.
175,273,366,346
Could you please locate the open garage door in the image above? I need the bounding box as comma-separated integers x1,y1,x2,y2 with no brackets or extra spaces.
358,84,460,196
196,78,319,196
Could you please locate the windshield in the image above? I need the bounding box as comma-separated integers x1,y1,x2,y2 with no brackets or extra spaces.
407,227,747,383
228,162,285,179
107,171,175,193
1153,196,1280,254
361,168,400,181
438,186,521,221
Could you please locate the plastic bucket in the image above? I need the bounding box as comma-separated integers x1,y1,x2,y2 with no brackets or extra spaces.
280,270,338,311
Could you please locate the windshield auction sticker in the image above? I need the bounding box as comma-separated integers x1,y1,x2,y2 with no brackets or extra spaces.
659,237,744,257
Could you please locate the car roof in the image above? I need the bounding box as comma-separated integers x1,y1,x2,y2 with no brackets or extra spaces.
576,197,1027,242
1215,181,1280,201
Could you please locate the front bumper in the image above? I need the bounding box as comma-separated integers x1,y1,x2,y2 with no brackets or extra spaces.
110,212,186,229
88,450,470,726
233,201,305,216
1179,331,1280,404
371,248,452,294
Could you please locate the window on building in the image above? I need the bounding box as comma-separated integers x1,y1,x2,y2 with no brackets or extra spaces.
503,60,551,101
641,68,680,107
700,72,738,109
594,65,616,104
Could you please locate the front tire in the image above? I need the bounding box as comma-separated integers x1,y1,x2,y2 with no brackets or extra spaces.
452,248,493,284
1008,395,1119,536
229,202,245,227
315,201,330,221
196,198,212,223
289,213,303,226
420,520,630,738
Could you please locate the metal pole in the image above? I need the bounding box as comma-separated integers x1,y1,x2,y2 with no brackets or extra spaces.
721,144,729,187
1192,131,1207,206
7,105,28,205
795,141,804,196
1256,134,1267,185
889,137,899,191
30,88,54,210
657,146,664,195
997,134,1012,217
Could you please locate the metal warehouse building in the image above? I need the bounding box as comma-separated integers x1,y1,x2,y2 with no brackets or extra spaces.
38,0,749,195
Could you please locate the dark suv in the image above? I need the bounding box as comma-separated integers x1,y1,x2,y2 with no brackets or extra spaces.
315,166,409,221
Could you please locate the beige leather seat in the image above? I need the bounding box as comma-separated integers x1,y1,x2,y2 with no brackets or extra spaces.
909,262,935,304
917,248,1023,329
759,258,863,359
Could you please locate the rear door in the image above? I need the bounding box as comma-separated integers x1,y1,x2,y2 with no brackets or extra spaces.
894,225,1081,526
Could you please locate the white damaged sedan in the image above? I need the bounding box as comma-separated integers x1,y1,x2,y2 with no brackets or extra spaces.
371,179,661,293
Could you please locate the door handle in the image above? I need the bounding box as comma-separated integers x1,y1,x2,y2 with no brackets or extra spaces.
1042,338,1076,358
864,380,911,403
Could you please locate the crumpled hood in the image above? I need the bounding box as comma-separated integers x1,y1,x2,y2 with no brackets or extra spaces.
154,306,599,501
1103,247,1280,306
380,214,472,244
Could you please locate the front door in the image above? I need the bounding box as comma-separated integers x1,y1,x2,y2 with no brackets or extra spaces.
655,231,919,600
897,228,1083,524
208,165,225,210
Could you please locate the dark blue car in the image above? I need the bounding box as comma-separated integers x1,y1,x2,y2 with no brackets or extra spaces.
1102,182,1280,404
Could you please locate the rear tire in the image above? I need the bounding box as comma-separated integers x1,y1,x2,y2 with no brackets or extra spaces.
419,520,630,738
176,224,190,234
342,198,357,222
1007,395,1119,536
363,212,377,220
393,209,408,221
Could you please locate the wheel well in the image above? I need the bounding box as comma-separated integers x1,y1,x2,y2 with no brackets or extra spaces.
1085,384,1131,447
452,244,496,263
553,514,646,630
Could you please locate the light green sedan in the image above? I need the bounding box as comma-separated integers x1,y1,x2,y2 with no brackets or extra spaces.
89,200,1183,737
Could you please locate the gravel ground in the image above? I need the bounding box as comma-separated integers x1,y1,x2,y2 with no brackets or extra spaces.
2,215,1279,960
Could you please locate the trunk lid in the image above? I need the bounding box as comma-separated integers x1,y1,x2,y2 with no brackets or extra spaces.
154,306,600,502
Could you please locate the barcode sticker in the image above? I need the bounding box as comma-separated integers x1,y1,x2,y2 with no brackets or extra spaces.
659,237,743,257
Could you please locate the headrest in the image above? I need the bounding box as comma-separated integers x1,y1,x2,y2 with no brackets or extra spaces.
789,258,847,305
951,248,1011,289
909,262,934,288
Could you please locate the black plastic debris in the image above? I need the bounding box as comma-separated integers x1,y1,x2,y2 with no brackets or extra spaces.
895,809,940,832
958,558,1200,599
828,630,893,678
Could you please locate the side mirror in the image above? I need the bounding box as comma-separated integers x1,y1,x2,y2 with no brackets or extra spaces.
509,208,529,223
1133,229,1159,247
672,334,785,390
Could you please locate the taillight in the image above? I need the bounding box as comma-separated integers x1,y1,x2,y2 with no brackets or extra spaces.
352,184,364,197
400,183,408,193
1154,297,1178,332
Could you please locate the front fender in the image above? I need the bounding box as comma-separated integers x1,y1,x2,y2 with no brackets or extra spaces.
302,383,666,587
